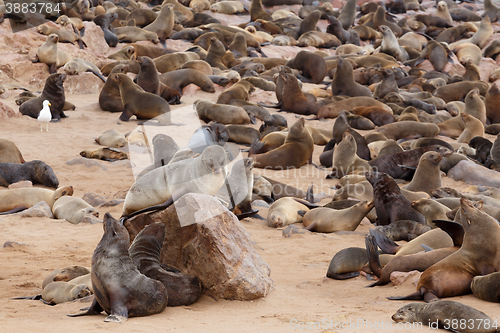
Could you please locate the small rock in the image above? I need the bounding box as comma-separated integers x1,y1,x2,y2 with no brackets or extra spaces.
3,241,31,247
82,192,107,207
252,200,269,208
8,180,32,189
66,157,107,170
81,21,109,55
390,270,422,286
282,224,310,238
0,101,19,119
20,201,53,218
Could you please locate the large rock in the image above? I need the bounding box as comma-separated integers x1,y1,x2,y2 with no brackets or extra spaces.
81,21,109,56
20,201,53,218
124,193,274,300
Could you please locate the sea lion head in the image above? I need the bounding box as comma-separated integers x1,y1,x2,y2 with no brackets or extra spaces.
54,185,74,201
47,34,59,43
103,212,130,246
72,284,92,299
64,61,78,75
378,25,390,35
245,26,256,34
37,24,49,34
200,145,228,177
437,1,447,12
423,151,442,165
137,55,152,67
33,160,59,188
392,303,421,323
51,73,67,89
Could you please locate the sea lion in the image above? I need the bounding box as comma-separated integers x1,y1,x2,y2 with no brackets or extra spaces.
251,131,287,154
154,52,200,73
42,282,91,305
194,100,250,125
216,80,254,105
303,201,374,233
0,139,25,163
52,196,99,224
434,81,489,104
351,106,395,126
331,131,371,178
0,160,58,188
93,13,119,47
411,198,451,227
453,43,482,66
63,58,106,82
95,129,128,148
42,265,91,289
56,15,84,31
34,34,73,73
189,0,210,12
317,97,392,119
379,25,408,62
210,1,246,14
128,222,202,306
285,51,327,84
267,197,309,228
114,26,159,44
471,272,500,303
277,73,320,115
68,213,168,322
392,301,496,332
371,220,431,242
108,46,136,61
457,114,484,144
337,0,357,30
19,73,67,122
99,64,129,112
326,247,369,280
297,31,340,48
366,172,425,225
403,151,443,195
389,198,500,302
373,6,403,36
37,24,84,47
143,4,174,46
0,185,73,213
250,0,271,21
122,145,227,216
80,147,129,161
227,125,260,145
331,58,372,97
159,69,215,95
249,118,314,170
126,9,158,27
451,15,493,50
135,56,180,105
485,83,500,124
377,121,439,140
111,73,170,123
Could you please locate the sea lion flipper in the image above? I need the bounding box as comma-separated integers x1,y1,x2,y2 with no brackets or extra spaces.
328,272,360,280
297,210,307,217
87,69,106,82
11,294,42,300
306,184,314,203
67,298,103,317
369,229,400,254
49,63,57,74
420,244,434,252
387,290,424,301
365,234,382,281
432,220,465,247
79,27,85,37
292,198,320,209
77,39,84,50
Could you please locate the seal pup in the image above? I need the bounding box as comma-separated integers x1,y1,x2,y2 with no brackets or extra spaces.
388,199,500,302
62,58,106,82
52,196,99,224
128,223,202,306
302,201,374,232
379,25,408,62
95,129,128,148
392,301,496,333
267,197,309,228
68,213,168,322
42,282,91,305
122,145,228,217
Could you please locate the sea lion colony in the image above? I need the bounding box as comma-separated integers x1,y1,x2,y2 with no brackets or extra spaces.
2,0,500,328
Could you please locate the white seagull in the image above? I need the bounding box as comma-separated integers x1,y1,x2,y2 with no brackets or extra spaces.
38,100,52,131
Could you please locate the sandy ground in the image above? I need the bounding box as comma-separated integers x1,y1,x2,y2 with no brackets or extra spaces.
0,82,499,333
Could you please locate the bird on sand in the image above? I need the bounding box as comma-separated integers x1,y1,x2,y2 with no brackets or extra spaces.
38,100,51,131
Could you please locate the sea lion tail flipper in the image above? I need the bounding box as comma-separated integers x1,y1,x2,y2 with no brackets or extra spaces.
159,39,167,49
248,139,264,156
365,234,382,280
432,219,465,247
88,69,106,82
67,298,104,317
296,75,312,84
0,206,29,215
306,184,314,203
297,210,307,217
387,289,425,301
80,27,85,37
258,49,268,58
257,101,281,108
292,198,320,209
78,38,84,50
369,229,400,254
49,63,57,74
235,209,259,220
11,294,42,300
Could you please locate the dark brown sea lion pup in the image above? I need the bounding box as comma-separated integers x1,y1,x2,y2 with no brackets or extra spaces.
99,64,129,112
111,73,170,122
68,213,168,322
388,199,500,302
19,73,67,122
366,172,425,226
128,222,201,306
249,118,314,169
0,160,58,188
326,247,368,280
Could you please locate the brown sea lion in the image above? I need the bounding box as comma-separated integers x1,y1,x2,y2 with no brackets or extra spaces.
143,4,174,46
136,56,180,105
0,186,73,213
453,43,482,65
159,69,215,95
485,83,500,124
331,131,371,178
0,139,25,164
373,6,403,36
379,25,408,62
80,147,129,161
388,198,500,302
42,266,90,289
227,125,260,145
19,73,67,122
99,64,129,112
403,151,443,195
111,73,170,122
352,106,395,126
34,34,73,74
128,222,202,306
68,213,168,322
471,272,500,303
108,46,136,61
285,51,327,84
37,24,84,47
52,196,99,224
377,121,440,140
267,197,309,228
62,58,106,82
126,9,158,28
317,97,392,119
249,118,313,170
216,80,254,105
326,247,369,280
194,100,250,125
331,58,372,98
457,113,484,144
205,37,227,70
277,73,320,115
302,201,374,233
337,0,357,30
42,282,91,305
153,52,200,73
366,172,425,226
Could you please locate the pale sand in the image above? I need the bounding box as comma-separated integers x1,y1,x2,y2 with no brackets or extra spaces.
0,84,498,333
